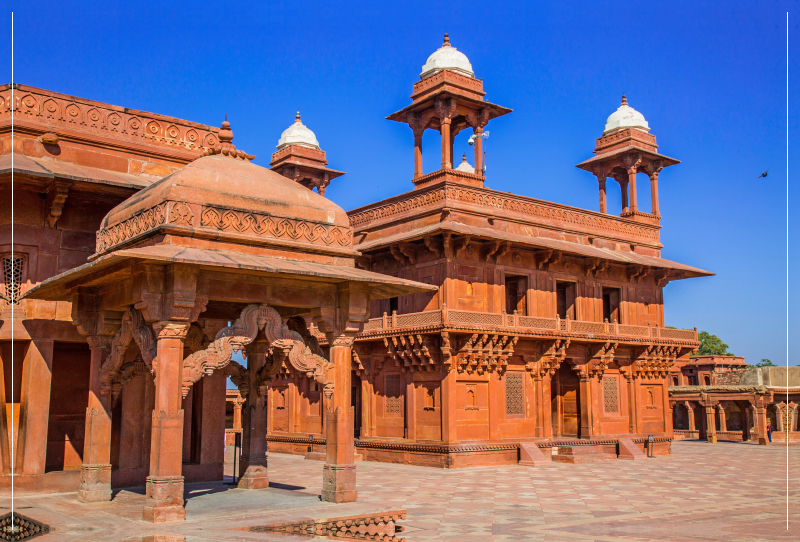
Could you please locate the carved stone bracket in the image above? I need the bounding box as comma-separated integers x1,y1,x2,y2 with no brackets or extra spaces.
535,249,561,271
384,334,437,372
455,333,518,374
272,338,334,399
99,308,157,396
587,341,617,379
535,338,570,376
45,181,71,228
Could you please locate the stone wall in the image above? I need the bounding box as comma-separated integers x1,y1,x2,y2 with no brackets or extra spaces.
738,366,800,387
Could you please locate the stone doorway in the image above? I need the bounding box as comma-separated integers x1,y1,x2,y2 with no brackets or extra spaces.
551,363,580,438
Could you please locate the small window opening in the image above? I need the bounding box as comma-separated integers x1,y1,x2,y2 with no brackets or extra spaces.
556,281,576,319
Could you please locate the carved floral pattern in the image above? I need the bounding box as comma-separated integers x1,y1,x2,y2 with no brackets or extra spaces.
200,206,352,247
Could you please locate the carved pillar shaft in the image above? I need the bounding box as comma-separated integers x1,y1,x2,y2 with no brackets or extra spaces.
143,322,188,523
440,119,452,170
705,405,717,443
740,403,751,441
627,377,637,434
598,177,607,214
78,337,113,503
232,401,242,431
323,336,357,503
578,373,592,439
239,339,269,489
541,374,553,438
756,406,768,445
414,133,423,179
473,127,483,173
718,405,727,432
441,368,458,443
650,172,660,216
628,168,638,212
620,180,630,214
687,404,696,432
533,374,544,437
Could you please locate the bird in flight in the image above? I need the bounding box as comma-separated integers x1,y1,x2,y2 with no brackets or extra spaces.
757,168,769,178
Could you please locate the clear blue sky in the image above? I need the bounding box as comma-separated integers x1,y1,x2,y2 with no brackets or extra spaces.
4,1,796,365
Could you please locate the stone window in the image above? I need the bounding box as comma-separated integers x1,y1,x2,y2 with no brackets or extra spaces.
385,374,403,414
505,373,524,416
2,255,25,304
423,385,436,410
603,376,619,414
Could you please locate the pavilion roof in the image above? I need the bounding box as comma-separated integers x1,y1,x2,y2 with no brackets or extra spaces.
23,244,437,302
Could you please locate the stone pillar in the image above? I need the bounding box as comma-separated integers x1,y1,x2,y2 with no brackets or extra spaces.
323,335,357,503
718,404,727,433
78,336,113,503
15,339,54,475
414,133,423,179
533,373,544,437
705,404,717,443
541,373,553,438
405,372,415,440
143,322,189,523
440,119,452,170
441,368,458,443
687,403,696,432
0,350,10,474
598,177,607,213
756,406,768,445
232,400,243,432
649,171,660,216
473,127,483,174
627,167,638,212
620,179,630,214
625,373,637,434
576,366,592,439
239,339,269,489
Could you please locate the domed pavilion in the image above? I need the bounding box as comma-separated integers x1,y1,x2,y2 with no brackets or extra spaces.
576,95,680,218
24,119,435,522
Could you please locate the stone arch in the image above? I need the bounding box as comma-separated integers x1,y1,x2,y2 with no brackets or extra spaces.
724,402,742,431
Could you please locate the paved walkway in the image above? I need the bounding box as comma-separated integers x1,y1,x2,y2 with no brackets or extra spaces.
2,440,797,541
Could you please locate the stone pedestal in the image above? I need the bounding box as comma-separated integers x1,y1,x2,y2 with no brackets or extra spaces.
143,475,185,523
77,463,112,502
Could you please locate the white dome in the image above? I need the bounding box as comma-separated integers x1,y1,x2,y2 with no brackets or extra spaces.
420,34,474,79
455,154,475,174
277,112,320,149
603,96,650,135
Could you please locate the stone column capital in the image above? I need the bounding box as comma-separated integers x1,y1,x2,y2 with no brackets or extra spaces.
152,321,190,340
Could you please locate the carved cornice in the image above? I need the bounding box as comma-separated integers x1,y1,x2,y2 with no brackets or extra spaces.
1,84,219,155
348,182,660,246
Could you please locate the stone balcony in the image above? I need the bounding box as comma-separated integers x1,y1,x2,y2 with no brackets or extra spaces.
351,307,698,344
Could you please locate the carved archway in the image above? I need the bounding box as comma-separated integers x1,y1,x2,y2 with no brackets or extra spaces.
99,307,156,396
180,304,334,398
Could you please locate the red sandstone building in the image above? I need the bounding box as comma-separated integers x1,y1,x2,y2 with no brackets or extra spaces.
3,34,780,523
264,35,718,466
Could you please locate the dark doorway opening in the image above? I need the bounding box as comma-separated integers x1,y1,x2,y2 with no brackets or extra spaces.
556,282,576,319
505,275,528,315
602,287,621,322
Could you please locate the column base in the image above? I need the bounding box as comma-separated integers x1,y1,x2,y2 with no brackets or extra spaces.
143,475,185,523
238,455,269,489
759,437,769,445
77,464,112,503
321,464,357,503
707,435,717,443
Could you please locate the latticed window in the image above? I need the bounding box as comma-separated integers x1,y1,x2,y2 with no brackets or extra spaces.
505,373,524,416
385,374,403,414
603,376,619,414
2,255,24,304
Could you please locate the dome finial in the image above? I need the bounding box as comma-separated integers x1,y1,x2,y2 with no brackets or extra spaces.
219,116,233,142
621,93,627,106
443,32,450,47
462,153,467,162
296,111,301,123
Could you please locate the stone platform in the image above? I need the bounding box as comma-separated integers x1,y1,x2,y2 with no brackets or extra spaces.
1,440,797,541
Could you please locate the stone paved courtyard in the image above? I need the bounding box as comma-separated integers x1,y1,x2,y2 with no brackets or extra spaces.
2,440,797,541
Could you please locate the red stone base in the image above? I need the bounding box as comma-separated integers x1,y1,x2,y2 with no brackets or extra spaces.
321,464,357,503
238,455,269,489
143,475,185,523
76,464,112,503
